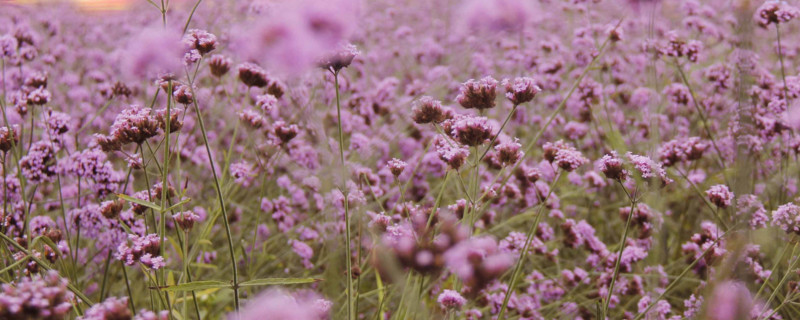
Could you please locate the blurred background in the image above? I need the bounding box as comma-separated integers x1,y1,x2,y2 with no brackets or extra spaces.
1,0,188,11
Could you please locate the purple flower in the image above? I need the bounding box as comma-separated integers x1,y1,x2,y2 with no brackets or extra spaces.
0,271,73,319
543,140,588,172
772,203,800,234
411,96,449,124
706,281,754,320
449,115,493,146
20,141,57,183
494,138,523,166
756,0,800,28
437,289,467,310
182,29,217,55
443,236,513,292
598,151,628,180
173,211,200,231
706,185,734,209
456,76,498,110
435,137,470,170
233,289,331,320
208,54,232,77
387,158,407,177
115,233,166,269
502,77,541,105
79,297,131,320
318,43,360,72
626,152,673,185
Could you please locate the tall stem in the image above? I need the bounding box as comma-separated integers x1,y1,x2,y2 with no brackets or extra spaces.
603,180,637,316
159,81,172,310
497,172,561,318
191,100,240,313
334,70,355,320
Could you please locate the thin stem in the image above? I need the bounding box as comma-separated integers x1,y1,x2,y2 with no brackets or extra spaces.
759,239,800,318
190,94,240,313
334,70,355,320
634,226,737,320
674,59,729,183
603,179,637,316
756,235,796,300
477,103,518,162
496,172,562,318
159,81,173,294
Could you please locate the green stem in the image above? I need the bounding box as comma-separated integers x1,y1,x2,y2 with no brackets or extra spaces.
759,240,800,318
477,103,519,162
334,70,355,320
634,226,737,320
190,92,240,313
496,172,561,318
603,179,637,316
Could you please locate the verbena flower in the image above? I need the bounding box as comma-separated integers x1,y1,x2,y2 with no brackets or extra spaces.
456,76,498,110
0,271,73,319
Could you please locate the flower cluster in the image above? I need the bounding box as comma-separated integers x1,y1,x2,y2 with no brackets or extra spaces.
115,233,166,269
0,271,73,320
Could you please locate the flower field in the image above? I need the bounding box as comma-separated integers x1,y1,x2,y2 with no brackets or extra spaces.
1,0,800,319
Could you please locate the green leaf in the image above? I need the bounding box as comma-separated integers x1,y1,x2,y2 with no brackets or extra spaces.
116,194,161,211
0,256,28,274
166,198,192,212
157,280,230,292
239,277,321,287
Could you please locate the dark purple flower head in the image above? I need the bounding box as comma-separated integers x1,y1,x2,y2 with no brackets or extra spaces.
173,211,200,231
183,29,217,55
449,115,493,146
411,96,449,124
26,87,50,105
238,62,270,88
436,138,470,170
502,77,540,105
495,138,523,166
598,151,628,181
387,158,407,177
273,121,300,144
756,0,800,28
543,140,588,172
208,54,232,77
456,76,498,110
0,125,20,153
706,185,734,209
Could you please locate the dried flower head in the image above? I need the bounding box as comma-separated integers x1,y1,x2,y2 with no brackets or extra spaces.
319,43,360,72
456,76,498,110
411,96,448,124
502,77,541,105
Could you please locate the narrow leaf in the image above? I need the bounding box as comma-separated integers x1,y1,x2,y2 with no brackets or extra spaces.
156,280,230,292
239,278,321,287
116,194,161,211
